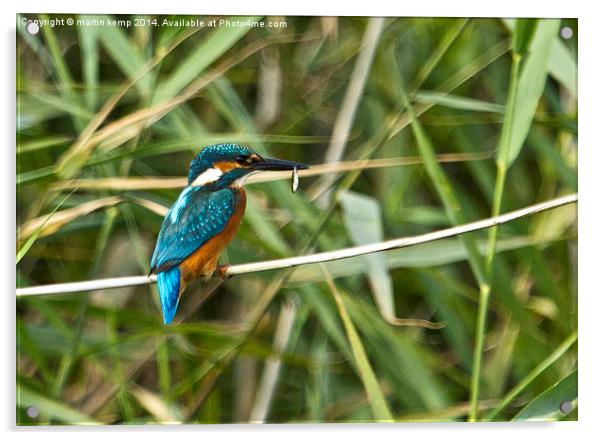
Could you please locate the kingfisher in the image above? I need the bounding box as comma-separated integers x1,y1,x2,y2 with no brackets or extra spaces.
150,143,308,324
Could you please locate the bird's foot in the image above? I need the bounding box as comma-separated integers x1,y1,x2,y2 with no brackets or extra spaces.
217,264,233,280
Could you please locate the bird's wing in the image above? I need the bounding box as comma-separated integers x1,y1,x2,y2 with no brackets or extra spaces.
150,186,238,273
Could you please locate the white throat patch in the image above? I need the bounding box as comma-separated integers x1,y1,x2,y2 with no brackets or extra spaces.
191,167,223,187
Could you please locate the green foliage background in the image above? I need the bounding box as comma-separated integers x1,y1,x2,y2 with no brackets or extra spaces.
17,15,577,424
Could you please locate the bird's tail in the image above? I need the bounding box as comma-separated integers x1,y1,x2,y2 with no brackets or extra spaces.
156,267,181,325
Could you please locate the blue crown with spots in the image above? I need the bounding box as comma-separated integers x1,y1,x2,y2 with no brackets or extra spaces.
188,144,255,184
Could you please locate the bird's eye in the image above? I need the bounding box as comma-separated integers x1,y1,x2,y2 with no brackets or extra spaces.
236,155,259,165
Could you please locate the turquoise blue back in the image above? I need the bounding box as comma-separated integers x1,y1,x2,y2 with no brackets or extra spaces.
150,186,240,324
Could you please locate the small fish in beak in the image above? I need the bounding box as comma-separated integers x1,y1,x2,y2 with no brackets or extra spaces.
249,156,308,193
291,166,300,193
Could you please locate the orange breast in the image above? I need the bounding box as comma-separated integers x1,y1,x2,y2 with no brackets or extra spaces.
179,189,247,283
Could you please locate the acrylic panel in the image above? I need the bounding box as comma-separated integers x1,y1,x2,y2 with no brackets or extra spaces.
16,14,577,424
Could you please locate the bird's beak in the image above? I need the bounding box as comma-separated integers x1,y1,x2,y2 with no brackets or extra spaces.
250,157,309,171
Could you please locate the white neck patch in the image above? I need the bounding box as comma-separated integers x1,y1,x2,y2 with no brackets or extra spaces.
191,167,223,187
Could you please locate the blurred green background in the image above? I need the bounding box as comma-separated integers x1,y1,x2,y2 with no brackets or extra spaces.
16,15,577,424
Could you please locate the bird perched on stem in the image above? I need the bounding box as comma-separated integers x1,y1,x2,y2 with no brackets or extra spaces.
150,144,308,324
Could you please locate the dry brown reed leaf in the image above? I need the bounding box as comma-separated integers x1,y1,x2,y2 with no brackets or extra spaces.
52,151,494,192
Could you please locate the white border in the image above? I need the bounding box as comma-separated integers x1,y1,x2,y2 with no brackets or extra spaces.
8,0,581,17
